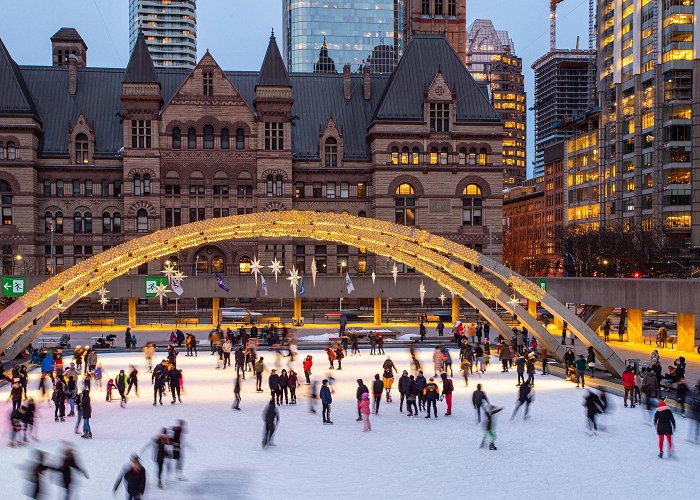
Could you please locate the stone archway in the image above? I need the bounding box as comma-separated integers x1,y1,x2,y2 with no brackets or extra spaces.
0,211,624,375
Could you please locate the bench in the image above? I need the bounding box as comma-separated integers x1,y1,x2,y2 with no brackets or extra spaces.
642,331,676,348
258,317,282,326
175,318,199,327
39,337,61,349
88,318,115,327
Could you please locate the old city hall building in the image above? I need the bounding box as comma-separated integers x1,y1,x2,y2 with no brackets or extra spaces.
0,28,503,285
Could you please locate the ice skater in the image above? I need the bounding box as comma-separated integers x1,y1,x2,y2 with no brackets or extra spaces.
116,369,128,407
511,381,533,420
440,372,454,416
372,374,383,414
583,389,604,435
52,446,89,499
654,400,676,458
141,428,170,488
480,404,502,450
126,365,139,396
113,454,147,499
308,380,319,414
356,379,369,421
262,396,280,448
170,420,187,481
472,384,489,423
398,370,410,412
25,449,49,499
382,357,397,402
424,378,440,419
288,369,299,404
406,375,419,416
152,360,168,406
359,393,371,431
232,375,241,410
320,379,333,424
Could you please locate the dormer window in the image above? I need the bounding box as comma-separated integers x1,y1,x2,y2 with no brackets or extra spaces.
75,133,89,164
324,137,338,167
203,71,214,96
429,103,449,132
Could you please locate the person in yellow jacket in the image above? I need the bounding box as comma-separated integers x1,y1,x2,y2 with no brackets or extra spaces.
424,378,440,418
382,357,397,402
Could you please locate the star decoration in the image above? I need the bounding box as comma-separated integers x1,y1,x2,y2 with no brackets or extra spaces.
250,256,262,285
99,295,110,309
371,270,376,284
154,282,171,307
160,262,177,280
419,281,426,307
173,270,187,281
97,286,110,298
391,263,398,285
311,257,317,286
439,292,446,306
269,258,283,282
55,303,66,312
287,267,301,297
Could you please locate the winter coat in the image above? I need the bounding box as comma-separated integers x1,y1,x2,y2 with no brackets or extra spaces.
254,360,265,374
621,371,635,387
472,389,488,409
407,380,419,398
584,392,603,417
382,359,397,372
574,358,587,371
356,381,369,400
81,392,92,418
518,383,532,402
515,357,526,373
151,364,167,388
358,399,371,415
441,377,453,395
114,464,147,496
498,345,510,361
169,368,182,386
424,382,440,401
372,379,384,396
279,373,289,388
654,403,676,435
398,375,410,394
320,385,332,405
235,350,245,365
86,350,98,367
303,358,313,372
268,374,280,391
288,373,298,388
115,373,127,391
41,355,54,373
222,341,232,353
415,375,427,393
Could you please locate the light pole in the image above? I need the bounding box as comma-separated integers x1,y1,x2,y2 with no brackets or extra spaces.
194,254,199,313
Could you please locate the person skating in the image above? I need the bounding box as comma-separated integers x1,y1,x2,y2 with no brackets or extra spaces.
262,396,280,448
170,419,187,480
143,343,155,373
398,370,410,412
152,360,167,406
222,338,232,369
472,384,489,423
526,353,536,386
116,369,128,408
440,372,454,415
320,379,333,424
255,357,265,392
382,357,397,402
676,377,689,417
424,378,440,419
269,369,282,406
377,333,385,355
498,341,510,373
443,347,454,376
169,366,183,404
326,347,337,369
234,347,246,379
303,355,313,385
583,389,604,435
356,379,369,421
406,375,419,416
510,381,533,420
26,449,49,499
350,331,360,355
474,344,484,374
574,355,587,388
622,365,636,408
232,376,242,410
515,354,526,386
53,380,66,422
654,399,676,458
52,446,89,499
308,380,319,414
113,454,146,500
416,371,427,412
279,369,290,404
372,374,383,414
480,404,503,450
80,389,92,438
432,347,443,376
288,369,299,404
126,365,139,397
359,393,371,431
335,345,344,370
142,428,169,488
586,346,596,378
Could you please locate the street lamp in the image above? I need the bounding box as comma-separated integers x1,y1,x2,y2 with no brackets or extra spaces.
14,254,22,275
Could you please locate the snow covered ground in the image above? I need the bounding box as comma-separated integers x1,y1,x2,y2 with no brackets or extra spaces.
1,348,699,500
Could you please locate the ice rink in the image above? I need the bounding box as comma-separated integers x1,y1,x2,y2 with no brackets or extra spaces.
1,347,699,499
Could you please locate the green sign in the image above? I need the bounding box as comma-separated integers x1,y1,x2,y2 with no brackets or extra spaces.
2,276,26,297
145,277,167,297
537,278,547,292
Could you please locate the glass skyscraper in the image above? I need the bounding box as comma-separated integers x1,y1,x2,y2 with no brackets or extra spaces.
283,1,404,73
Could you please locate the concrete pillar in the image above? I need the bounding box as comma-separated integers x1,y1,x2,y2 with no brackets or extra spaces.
127,297,136,328
451,297,460,324
676,313,695,352
211,297,220,327
527,299,538,318
627,308,643,343
293,297,302,324
373,297,382,325
554,316,563,330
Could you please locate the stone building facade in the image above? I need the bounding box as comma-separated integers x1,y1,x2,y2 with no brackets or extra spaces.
0,28,503,282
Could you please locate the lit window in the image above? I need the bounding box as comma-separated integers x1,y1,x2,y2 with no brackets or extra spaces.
462,184,483,226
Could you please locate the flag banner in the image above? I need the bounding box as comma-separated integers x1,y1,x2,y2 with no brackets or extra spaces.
345,272,355,294
311,257,317,286
214,272,230,292
261,274,268,297
300,272,305,296
170,277,184,296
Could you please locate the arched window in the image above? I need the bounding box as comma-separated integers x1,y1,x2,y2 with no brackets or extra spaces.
172,127,181,149
136,208,148,233
462,184,483,226
73,212,82,233
84,211,92,233
7,142,16,161
390,146,399,165
133,174,142,196
102,212,111,233
440,147,449,165
143,174,151,195
459,147,467,165
0,180,12,225
275,175,284,196
430,147,438,165
266,175,274,197
358,210,367,217
212,256,225,273
411,147,420,165
195,255,208,273
220,128,230,150
203,124,214,149
187,127,197,149
324,137,338,167
478,148,488,165
238,256,251,274
394,183,416,226
401,147,409,165
75,133,89,164
45,211,53,232
469,148,477,165
113,212,122,233
54,211,63,233
236,128,245,150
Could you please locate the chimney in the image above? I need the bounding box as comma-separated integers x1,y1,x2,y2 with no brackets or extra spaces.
343,64,352,100
362,63,371,101
68,54,78,95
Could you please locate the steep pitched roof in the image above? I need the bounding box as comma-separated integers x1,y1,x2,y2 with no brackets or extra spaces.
373,34,500,123
51,27,86,45
257,31,291,87
0,38,40,120
124,31,159,84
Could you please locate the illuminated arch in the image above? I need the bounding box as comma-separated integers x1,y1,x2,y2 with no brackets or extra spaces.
0,212,625,375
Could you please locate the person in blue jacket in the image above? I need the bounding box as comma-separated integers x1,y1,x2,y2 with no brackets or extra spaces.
320,379,333,424
41,353,54,383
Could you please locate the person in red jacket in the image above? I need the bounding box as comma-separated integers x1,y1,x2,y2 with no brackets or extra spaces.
654,399,676,458
440,373,454,416
621,365,636,408
302,356,313,385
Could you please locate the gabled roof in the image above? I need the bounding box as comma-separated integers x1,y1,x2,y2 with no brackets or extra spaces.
373,34,500,123
0,38,40,120
51,28,86,45
124,31,159,85
257,31,291,88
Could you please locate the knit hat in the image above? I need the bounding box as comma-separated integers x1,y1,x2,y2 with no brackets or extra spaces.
657,400,667,408
362,392,369,399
